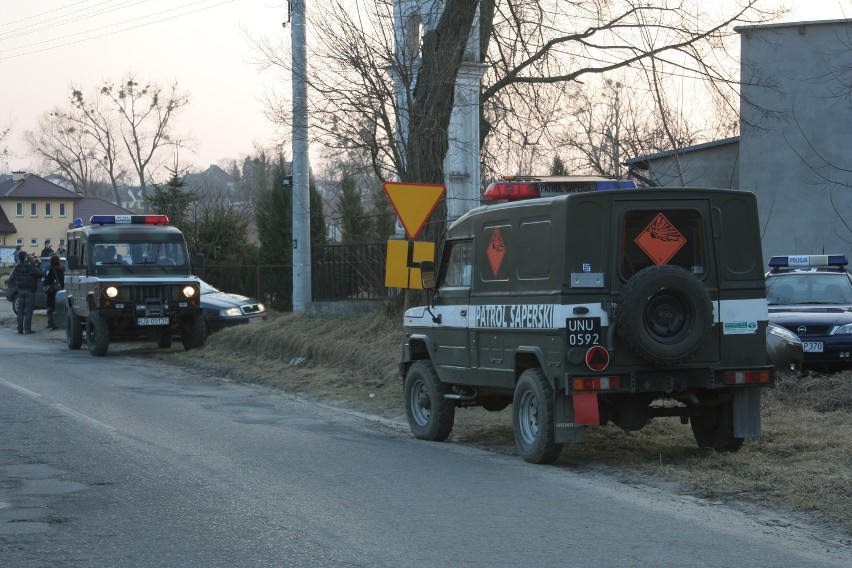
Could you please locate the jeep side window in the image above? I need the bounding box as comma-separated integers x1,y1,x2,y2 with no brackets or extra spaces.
442,240,473,288
619,209,707,279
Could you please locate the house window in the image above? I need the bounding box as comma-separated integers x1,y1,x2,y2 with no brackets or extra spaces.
45,203,52,217
15,238,23,246
30,238,38,247
59,202,66,217
30,203,37,217
16,203,23,217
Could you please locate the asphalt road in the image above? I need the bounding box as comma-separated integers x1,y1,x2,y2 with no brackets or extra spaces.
0,303,850,567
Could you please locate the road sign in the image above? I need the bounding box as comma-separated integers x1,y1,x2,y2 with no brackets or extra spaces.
385,239,435,289
383,182,445,240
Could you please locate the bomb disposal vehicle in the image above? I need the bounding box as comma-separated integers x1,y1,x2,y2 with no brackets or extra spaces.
64,215,205,356
401,177,774,464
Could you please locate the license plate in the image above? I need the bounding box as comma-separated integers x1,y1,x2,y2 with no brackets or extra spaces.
566,317,601,347
248,317,263,323
137,317,169,326
803,341,824,353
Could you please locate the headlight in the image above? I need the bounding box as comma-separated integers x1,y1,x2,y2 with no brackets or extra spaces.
831,323,852,335
220,307,242,317
105,286,119,298
769,325,802,344
257,303,266,312
182,286,197,298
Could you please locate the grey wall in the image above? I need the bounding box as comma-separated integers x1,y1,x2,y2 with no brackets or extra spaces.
739,20,852,263
633,139,740,190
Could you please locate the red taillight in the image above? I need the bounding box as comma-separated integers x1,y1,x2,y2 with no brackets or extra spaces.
572,376,621,391
483,182,540,201
723,370,771,385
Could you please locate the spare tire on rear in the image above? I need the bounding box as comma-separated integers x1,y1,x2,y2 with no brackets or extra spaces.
616,265,713,365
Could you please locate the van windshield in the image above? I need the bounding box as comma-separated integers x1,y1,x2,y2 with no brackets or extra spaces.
89,241,190,275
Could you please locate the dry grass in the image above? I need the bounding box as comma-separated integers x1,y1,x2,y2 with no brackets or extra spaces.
170,308,852,534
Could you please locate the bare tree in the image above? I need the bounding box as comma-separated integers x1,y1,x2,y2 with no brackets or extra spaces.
23,109,101,193
67,86,127,204
254,0,781,232
97,74,190,211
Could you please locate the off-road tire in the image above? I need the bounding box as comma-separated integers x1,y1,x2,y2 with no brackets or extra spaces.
404,360,456,441
616,265,713,365
67,312,83,350
181,314,206,351
512,368,562,464
690,402,744,452
86,312,109,356
158,333,173,349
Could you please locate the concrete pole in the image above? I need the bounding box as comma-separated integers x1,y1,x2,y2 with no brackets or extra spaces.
291,0,311,312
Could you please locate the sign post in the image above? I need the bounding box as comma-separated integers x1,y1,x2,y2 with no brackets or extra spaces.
382,182,445,289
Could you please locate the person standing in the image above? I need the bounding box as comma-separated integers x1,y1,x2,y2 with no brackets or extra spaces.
40,239,54,258
9,251,43,334
56,242,67,257
44,254,65,330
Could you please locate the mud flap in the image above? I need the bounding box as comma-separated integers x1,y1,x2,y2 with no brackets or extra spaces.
554,389,585,444
732,387,762,438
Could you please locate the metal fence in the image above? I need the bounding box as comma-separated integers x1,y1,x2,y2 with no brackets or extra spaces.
197,242,390,312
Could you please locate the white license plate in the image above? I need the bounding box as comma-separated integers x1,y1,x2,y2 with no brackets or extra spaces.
248,316,263,324
137,317,169,326
803,341,824,353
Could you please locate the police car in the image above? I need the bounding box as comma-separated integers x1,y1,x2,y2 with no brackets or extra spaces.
765,254,852,369
63,214,205,356
401,176,773,464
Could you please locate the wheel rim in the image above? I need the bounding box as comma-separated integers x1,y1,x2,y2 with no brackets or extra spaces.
644,291,689,342
517,390,540,445
409,379,431,427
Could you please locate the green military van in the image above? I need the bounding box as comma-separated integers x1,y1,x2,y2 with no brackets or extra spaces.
64,215,205,357
401,177,773,464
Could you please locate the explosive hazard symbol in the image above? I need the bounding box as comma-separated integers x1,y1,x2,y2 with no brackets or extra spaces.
635,212,686,265
487,227,506,277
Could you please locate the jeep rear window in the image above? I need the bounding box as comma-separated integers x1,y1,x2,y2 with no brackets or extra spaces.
619,209,707,279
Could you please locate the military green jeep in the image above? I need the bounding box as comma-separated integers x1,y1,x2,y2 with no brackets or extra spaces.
401,177,773,464
64,215,205,357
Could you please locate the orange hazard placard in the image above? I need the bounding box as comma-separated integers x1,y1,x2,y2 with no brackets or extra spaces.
486,227,506,277
634,212,686,265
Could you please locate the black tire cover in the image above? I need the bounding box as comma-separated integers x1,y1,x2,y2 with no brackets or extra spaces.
616,265,713,364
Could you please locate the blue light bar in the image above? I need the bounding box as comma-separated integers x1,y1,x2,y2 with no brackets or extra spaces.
768,254,848,268
594,180,638,190
89,215,170,226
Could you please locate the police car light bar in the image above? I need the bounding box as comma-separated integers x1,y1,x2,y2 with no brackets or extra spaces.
89,215,170,226
483,179,637,201
768,254,848,268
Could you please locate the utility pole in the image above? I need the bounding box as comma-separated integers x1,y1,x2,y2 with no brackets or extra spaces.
291,0,311,312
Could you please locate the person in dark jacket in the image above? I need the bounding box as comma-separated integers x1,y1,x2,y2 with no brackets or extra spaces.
44,254,65,330
40,239,54,258
9,251,43,334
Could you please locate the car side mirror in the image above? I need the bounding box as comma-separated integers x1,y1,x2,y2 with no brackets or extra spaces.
420,261,437,290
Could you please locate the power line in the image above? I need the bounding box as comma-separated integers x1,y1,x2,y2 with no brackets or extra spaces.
0,1,146,43
0,0,235,61
0,0,111,28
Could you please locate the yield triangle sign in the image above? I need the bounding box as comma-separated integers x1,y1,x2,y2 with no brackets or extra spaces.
383,182,445,239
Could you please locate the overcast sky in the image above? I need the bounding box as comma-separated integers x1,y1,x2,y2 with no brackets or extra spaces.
0,0,850,178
